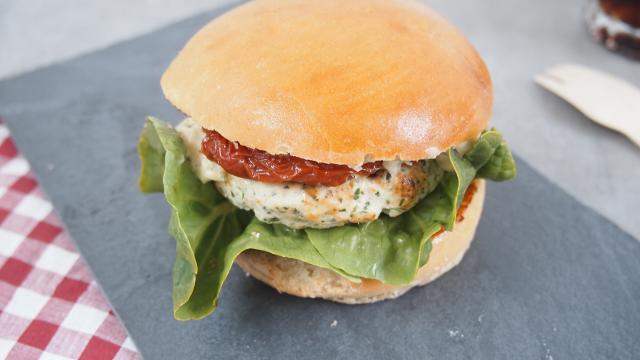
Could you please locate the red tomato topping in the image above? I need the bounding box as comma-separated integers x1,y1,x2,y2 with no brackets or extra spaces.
201,129,384,186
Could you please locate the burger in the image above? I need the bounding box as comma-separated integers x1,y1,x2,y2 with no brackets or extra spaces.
138,0,516,320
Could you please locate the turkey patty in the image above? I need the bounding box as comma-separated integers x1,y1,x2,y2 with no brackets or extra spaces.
176,118,444,229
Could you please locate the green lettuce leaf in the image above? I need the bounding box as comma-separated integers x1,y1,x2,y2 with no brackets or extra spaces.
302,131,516,285
302,147,494,285
139,118,251,319
138,118,516,320
465,129,517,181
140,118,354,320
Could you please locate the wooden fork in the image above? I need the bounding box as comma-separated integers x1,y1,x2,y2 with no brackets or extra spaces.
535,64,640,148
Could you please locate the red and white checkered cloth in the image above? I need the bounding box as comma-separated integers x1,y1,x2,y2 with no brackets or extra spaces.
0,120,141,359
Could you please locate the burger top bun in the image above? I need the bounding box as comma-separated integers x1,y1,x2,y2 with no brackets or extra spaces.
161,0,493,166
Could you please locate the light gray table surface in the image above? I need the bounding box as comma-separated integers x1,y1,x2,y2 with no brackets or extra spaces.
1,0,639,240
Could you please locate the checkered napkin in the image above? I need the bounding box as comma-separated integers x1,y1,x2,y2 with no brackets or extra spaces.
0,120,141,359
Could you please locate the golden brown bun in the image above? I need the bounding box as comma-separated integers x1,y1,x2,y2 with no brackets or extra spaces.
235,180,485,304
161,0,493,166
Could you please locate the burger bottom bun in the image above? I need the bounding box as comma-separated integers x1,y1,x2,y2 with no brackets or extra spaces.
235,180,485,304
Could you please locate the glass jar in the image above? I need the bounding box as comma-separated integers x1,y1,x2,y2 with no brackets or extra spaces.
586,0,640,59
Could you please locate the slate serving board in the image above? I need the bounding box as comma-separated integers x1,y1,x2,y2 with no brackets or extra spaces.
1,2,640,360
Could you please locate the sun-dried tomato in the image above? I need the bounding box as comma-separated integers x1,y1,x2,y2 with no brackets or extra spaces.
201,129,383,186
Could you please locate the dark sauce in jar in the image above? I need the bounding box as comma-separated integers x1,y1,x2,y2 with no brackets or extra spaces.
599,0,640,27
587,0,640,59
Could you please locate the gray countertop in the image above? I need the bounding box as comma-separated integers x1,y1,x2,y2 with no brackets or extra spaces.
1,0,639,240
